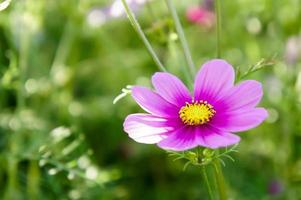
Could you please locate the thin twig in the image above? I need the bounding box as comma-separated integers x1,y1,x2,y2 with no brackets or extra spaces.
165,0,195,77
121,0,167,72
202,166,214,200
215,0,222,58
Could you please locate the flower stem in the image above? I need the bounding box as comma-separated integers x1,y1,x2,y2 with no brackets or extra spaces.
215,0,222,58
213,159,227,200
165,0,195,77
202,166,214,200
18,4,31,110
121,0,167,72
50,21,74,76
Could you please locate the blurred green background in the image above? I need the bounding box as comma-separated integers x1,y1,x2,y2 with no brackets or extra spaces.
0,0,301,199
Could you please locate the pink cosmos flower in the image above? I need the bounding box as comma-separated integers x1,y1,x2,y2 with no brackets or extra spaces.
123,59,268,151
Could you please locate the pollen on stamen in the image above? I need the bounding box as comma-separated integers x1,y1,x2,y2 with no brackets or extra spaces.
179,100,216,126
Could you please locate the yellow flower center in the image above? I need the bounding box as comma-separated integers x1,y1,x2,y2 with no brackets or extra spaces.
179,100,216,125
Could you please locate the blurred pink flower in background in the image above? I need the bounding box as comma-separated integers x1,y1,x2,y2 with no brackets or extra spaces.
87,0,151,27
267,179,284,197
186,0,215,28
284,35,301,65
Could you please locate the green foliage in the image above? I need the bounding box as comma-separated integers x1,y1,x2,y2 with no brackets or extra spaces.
168,145,238,171
0,0,300,199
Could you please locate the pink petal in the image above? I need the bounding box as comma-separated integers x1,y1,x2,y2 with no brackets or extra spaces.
131,86,179,118
215,80,263,111
123,114,175,144
211,108,268,132
196,126,240,149
157,126,198,151
194,59,235,103
152,72,191,107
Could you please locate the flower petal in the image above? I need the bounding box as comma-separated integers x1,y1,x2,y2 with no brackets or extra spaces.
215,80,263,112
211,108,268,132
123,114,176,144
196,126,240,149
194,59,235,102
131,86,179,118
157,126,198,151
152,72,191,107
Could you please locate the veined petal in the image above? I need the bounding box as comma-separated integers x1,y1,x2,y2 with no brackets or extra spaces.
131,86,179,118
196,126,240,149
216,80,263,111
123,114,175,144
157,126,198,151
211,108,268,132
194,59,235,103
152,72,191,107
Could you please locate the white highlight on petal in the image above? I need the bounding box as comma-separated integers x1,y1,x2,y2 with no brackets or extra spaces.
124,114,173,144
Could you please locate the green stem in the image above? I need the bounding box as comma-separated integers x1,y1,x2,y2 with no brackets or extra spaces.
213,159,227,200
202,166,214,200
165,0,195,77
27,160,40,200
215,0,222,58
50,21,73,75
121,0,167,72
18,6,31,110
5,136,20,200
